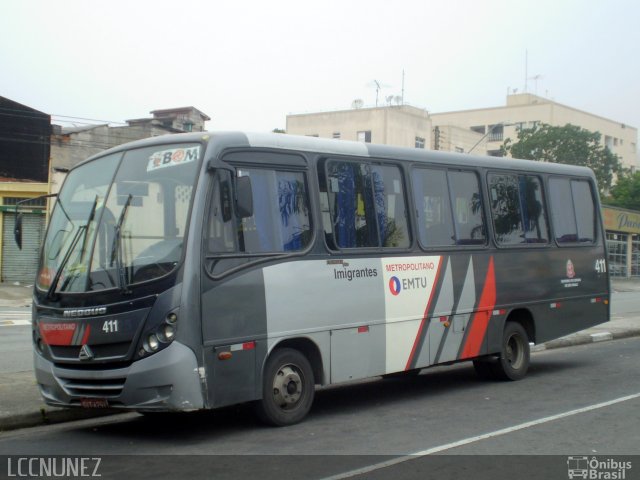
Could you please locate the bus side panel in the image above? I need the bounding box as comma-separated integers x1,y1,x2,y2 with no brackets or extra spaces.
201,269,268,408
263,258,387,382
492,246,609,345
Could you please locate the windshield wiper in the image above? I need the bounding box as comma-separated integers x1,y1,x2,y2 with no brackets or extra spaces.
110,194,132,293
47,195,99,300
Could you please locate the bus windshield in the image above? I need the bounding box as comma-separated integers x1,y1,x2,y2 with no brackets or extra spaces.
38,143,202,294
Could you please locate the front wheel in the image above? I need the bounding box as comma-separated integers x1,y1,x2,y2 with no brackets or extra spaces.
254,348,315,426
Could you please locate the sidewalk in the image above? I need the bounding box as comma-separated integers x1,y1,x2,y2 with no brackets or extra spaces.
1,279,639,432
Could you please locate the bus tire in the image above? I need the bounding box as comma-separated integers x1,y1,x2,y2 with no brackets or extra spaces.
255,348,315,427
493,321,530,381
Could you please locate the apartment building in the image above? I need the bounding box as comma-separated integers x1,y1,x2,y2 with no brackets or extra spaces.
431,93,638,170
286,105,443,151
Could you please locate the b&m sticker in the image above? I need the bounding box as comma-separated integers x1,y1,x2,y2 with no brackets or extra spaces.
147,146,200,172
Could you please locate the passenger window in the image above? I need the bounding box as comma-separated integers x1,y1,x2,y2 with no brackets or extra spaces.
371,165,410,248
412,168,455,246
549,177,596,244
489,173,549,245
489,173,524,244
521,176,549,243
448,171,486,244
323,160,409,249
572,180,596,243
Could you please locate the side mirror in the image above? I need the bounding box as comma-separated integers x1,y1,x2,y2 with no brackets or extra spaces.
14,213,23,250
236,176,253,219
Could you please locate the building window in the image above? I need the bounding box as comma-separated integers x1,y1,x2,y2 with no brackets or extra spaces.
306,134,319,137
470,126,486,135
488,124,504,142
332,132,341,139
415,136,425,149
357,131,371,143
3,196,47,207
455,147,464,153
487,150,503,157
606,232,628,277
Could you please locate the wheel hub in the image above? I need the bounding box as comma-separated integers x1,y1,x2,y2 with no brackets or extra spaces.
272,365,303,408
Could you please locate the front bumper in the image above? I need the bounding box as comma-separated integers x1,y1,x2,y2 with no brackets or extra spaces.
34,341,204,411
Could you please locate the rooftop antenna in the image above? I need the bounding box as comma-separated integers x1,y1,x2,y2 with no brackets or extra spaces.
528,74,543,95
373,80,381,107
368,80,390,107
401,69,405,105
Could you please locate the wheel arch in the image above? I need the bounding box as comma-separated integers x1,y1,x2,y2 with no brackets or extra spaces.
267,337,326,386
506,308,536,345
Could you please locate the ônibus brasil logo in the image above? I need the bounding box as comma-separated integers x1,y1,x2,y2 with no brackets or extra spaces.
389,276,402,296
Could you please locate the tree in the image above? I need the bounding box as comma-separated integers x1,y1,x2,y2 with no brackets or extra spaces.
272,128,286,134
501,123,623,195
605,171,640,211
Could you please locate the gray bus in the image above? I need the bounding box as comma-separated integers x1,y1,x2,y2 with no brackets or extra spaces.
23,132,610,426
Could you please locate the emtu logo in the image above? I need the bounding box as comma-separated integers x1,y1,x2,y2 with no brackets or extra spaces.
389,276,401,296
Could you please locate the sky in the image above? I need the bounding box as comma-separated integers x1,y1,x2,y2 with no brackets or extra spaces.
1,0,639,134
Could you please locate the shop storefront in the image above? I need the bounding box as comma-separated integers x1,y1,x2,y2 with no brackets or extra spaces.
603,206,640,278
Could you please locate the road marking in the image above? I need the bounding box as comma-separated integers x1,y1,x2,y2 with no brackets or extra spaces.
321,392,640,480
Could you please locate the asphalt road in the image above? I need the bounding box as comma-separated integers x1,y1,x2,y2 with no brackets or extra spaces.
0,337,639,479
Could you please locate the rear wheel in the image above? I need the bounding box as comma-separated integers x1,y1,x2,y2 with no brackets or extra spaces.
473,322,530,381
493,321,530,381
254,348,315,426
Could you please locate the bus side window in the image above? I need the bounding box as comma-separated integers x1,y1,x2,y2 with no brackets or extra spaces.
448,171,486,245
324,160,409,249
412,168,455,247
571,180,596,243
326,161,378,248
549,177,595,245
489,173,525,244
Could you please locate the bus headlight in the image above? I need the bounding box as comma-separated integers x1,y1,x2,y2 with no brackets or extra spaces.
157,324,176,343
144,334,160,353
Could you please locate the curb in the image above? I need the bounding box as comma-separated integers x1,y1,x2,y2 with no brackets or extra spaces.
0,408,121,432
531,328,640,352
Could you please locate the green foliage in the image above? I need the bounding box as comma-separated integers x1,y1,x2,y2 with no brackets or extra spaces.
272,128,286,134
605,171,640,211
501,123,623,195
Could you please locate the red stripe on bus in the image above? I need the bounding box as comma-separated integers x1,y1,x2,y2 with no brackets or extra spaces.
81,325,91,345
38,322,77,346
405,257,444,371
460,257,496,359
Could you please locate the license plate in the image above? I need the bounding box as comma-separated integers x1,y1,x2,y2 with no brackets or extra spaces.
80,398,109,409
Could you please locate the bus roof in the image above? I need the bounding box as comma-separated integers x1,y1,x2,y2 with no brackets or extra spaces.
79,131,597,180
